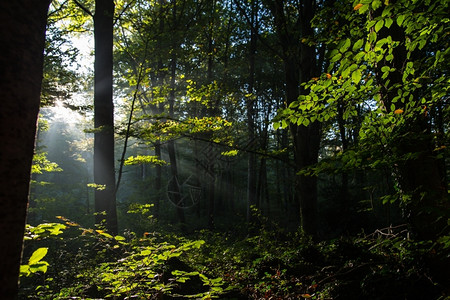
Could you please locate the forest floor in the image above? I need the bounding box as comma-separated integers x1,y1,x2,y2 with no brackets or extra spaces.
19,221,450,299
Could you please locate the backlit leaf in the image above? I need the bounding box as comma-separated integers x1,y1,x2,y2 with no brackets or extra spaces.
353,39,364,51
397,14,406,26
352,69,362,83
29,248,48,265
375,19,384,32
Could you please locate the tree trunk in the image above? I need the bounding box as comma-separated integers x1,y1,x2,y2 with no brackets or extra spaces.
0,1,50,297
168,10,186,226
152,0,167,221
267,0,320,238
154,141,162,219
246,0,258,225
94,0,118,234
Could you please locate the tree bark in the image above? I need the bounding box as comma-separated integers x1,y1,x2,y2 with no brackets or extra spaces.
246,0,258,225
94,0,118,234
267,0,321,238
0,1,50,297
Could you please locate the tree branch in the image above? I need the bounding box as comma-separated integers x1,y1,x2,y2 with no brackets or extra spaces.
73,0,93,17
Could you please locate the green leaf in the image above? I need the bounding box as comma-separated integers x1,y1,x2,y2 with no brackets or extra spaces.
352,69,362,83
369,31,377,43
330,52,342,63
352,39,364,51
124,155,167,166
29,262,49,274
384,18,393,28
96,230,113,239
221,150,239,156
364,41,371,52
397,15,406,26
375,19,384,32
372,0,382,10
340,38,351,53
359,4,370,14
390,103,396,111
20,265,30,277
114,235,126,241
354,51,365,61
29,248,48,265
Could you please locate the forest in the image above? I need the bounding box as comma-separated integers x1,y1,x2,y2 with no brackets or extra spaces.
0,0,449,299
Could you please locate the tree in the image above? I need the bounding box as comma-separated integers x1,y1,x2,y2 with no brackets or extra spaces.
368,0,449,240
267,0,322,238
245,0,258,225
281,0,449,240
93,0,118,234
0,0,51,297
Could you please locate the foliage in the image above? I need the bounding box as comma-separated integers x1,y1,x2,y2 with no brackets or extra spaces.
31,152,62,175
20,214,450,299
21,0,449,298
23,223,67,241
274,0,449,221
123,155,167,166
19,219,231,299
20,248,49,277
20,223,67,278
182,222,449,299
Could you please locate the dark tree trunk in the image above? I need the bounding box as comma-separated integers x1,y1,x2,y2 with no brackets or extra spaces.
337,99,350,214
246,0,258,225
0,1,50,297
153,1,165,220
267,0,320,238
154,141,162,219
257,104,270,210
94,0,118,234
206,0,217,230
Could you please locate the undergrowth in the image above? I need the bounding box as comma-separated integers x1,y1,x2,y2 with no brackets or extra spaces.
19,218,450,299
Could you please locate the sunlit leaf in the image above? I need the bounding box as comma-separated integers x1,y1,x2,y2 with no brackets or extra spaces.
87,183,106,190
375,19,384,32
29,248,48,265
221,150,239,156
124,155,167,166
352,69,362,83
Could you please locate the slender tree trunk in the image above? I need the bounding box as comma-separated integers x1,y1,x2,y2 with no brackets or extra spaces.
150,0,167,221
0,1,50,297
167,0,186,226
256,101,271,211
337,99,350,212
167,140,186,226
154,141,162,219
94,0,118,234
205,0,218,230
